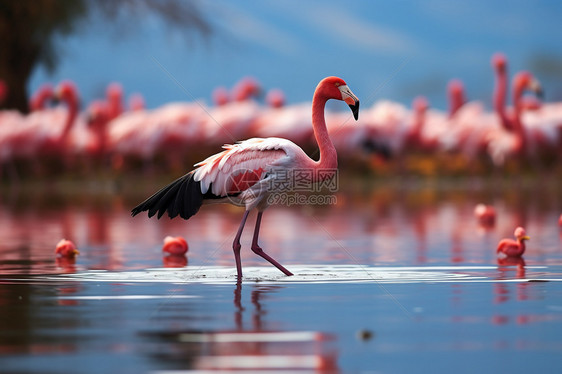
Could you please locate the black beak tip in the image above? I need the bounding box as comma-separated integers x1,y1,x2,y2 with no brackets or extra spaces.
537,88,544,100
350,101,360,120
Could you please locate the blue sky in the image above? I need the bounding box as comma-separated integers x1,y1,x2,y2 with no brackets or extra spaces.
30,0,562,111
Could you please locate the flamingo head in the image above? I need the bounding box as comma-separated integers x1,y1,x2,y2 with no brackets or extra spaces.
266,89,286,108
513,71,543,101
55,239,80,258
55,81,80,109
212,86,230,106
106,82,123,100
232,76,262,101
447,79,464,96
514,227,530,242
492,53,507,72
319,76,360,120
413,96,429,113
86,100,109,125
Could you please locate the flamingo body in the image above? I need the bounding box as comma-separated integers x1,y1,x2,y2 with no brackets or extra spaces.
132,76,360,279
497,227,530,258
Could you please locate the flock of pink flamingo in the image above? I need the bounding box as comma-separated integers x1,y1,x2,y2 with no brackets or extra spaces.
1,54,561,179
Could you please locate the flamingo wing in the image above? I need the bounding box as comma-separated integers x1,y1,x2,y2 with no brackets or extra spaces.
131,137,299,220
193,137,297,196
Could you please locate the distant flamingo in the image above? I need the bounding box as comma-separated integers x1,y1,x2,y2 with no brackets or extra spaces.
558,214,562,227
55,239,80,258
447,79,466,118
492,53,512,131
497,227,530,258
106,82,124,120
162,235,188,255
474,204,496,226
132,76,360,280
487,71,542,165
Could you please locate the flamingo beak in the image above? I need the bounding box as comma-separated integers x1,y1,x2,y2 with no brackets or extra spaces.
521,236,530,241
339,85,360,120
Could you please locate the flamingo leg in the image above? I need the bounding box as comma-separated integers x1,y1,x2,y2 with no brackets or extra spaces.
233,210,250,280
251,211,293,276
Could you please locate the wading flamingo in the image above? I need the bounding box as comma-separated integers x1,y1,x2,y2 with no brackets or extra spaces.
497,227,530,258
132,76,360,280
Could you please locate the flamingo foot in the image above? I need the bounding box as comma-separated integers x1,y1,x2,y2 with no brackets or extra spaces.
251,245,293,276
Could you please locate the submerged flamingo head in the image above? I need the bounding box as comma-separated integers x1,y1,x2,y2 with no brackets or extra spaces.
162,236,188,255
514,227,530,241
55,239,79,258
318,76,360,120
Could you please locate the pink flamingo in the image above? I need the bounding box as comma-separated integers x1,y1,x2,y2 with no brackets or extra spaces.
492,53,513,131
55,239,80,258
132,76,360,279
497,227,530,258
162,235,188,255
487,71,542,165
85,100,111,161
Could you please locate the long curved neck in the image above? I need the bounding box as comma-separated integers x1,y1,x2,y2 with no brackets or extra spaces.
511,80,527,151
494,67,511,131
311,92,337,170
61,97,78,142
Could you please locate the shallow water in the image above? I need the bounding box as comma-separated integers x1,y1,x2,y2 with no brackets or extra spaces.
1,180,562,373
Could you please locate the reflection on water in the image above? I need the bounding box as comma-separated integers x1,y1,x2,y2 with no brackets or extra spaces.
0,179,562,372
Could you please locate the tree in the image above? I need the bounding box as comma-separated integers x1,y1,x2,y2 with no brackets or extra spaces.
0,0,211,112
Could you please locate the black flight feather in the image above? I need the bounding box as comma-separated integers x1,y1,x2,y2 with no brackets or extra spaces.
131,171,205,220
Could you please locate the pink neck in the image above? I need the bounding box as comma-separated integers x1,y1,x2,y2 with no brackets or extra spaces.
494,67,511,130
311,92,337,171
511,80,527,151
61,98,78,142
